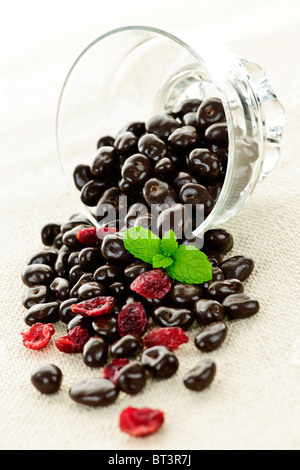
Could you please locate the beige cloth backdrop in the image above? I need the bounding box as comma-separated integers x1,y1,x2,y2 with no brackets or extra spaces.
1,0,300,450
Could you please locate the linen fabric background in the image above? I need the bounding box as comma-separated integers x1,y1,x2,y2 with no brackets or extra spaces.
1,0,299,450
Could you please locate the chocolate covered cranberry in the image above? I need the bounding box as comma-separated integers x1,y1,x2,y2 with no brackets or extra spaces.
183,360,216,391
101,233,132,264
80,179,107,206
28,249,57,268
174,98,202,118
220,255,254,281
24,302,60,326
182,112,198,127
138,133,168,162
187,148,221,182
59,298,79,324
153,157,174,180
194,321,228,352
207,279,244,301
77,281,106,300
156,203,190,240
94,264,121,284
141,345,179,379
194,299,225,325
31,364,62,394
97,135,115,149
205,122,228,146
50,277,71,301
179,183,214,216
114,131,138,155
145,113,180,140
204,229,234,254
92,315,119,342
41,223,61,246
152,306,194,330
202,266,224,289
222,293,259,319
121,121,146,137
69,377,118,406
69,273,94,298
91,146,117,177
123,261,150,283
117,361,147,395
21,264,54,287
143,178,177,211
121,153,151,185
73,164,93,190
168,282,204,309
110,334,142,358
197,97,225,129
173,171,198,192
22,285,50,309
168,125,199,150
82,336,108,367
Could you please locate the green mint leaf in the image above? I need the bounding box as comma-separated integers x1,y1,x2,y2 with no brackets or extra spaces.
166,245,212,284
123,226,161,264
152,253,174,269
160,230,179,257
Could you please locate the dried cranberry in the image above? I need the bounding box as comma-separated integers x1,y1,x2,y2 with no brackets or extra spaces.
76,227,100,245
71,296,116,317
118,302,149,337
103,358,130,385
143,327,189,350
119,407,164,437
55,325,90,353
130,269,172,299
96,226,117,240
21,323,55,350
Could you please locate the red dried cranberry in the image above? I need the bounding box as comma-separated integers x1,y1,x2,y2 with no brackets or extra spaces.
55,325,90,353
71,296,116,317
119,407,164,437
21,323,55,350
96,226,117,240
143,327,189,350
130,269,172,299
118,302,149,337
76,227,100,245
103,358,129,385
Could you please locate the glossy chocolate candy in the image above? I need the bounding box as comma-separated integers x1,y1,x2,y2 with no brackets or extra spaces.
194,299,225,326
194,321,228,352
168,282,204,309
110,334,142,358
22,285,51,309
204,229,234,254
69,377,119,406
222,293,259,319
145,113,180,140
138,133,168,162
24,302,60,326
207,279,244,301
187,148,221,182
91,146,117,177
152,306,194,330
183,360,216,391
221,255,254,282
31,364,63,394
117,361,147,395
21,264,54,287
141,345,179,379
82,336,108,367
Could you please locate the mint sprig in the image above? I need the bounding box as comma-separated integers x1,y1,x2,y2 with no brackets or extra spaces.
123,226,212,284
